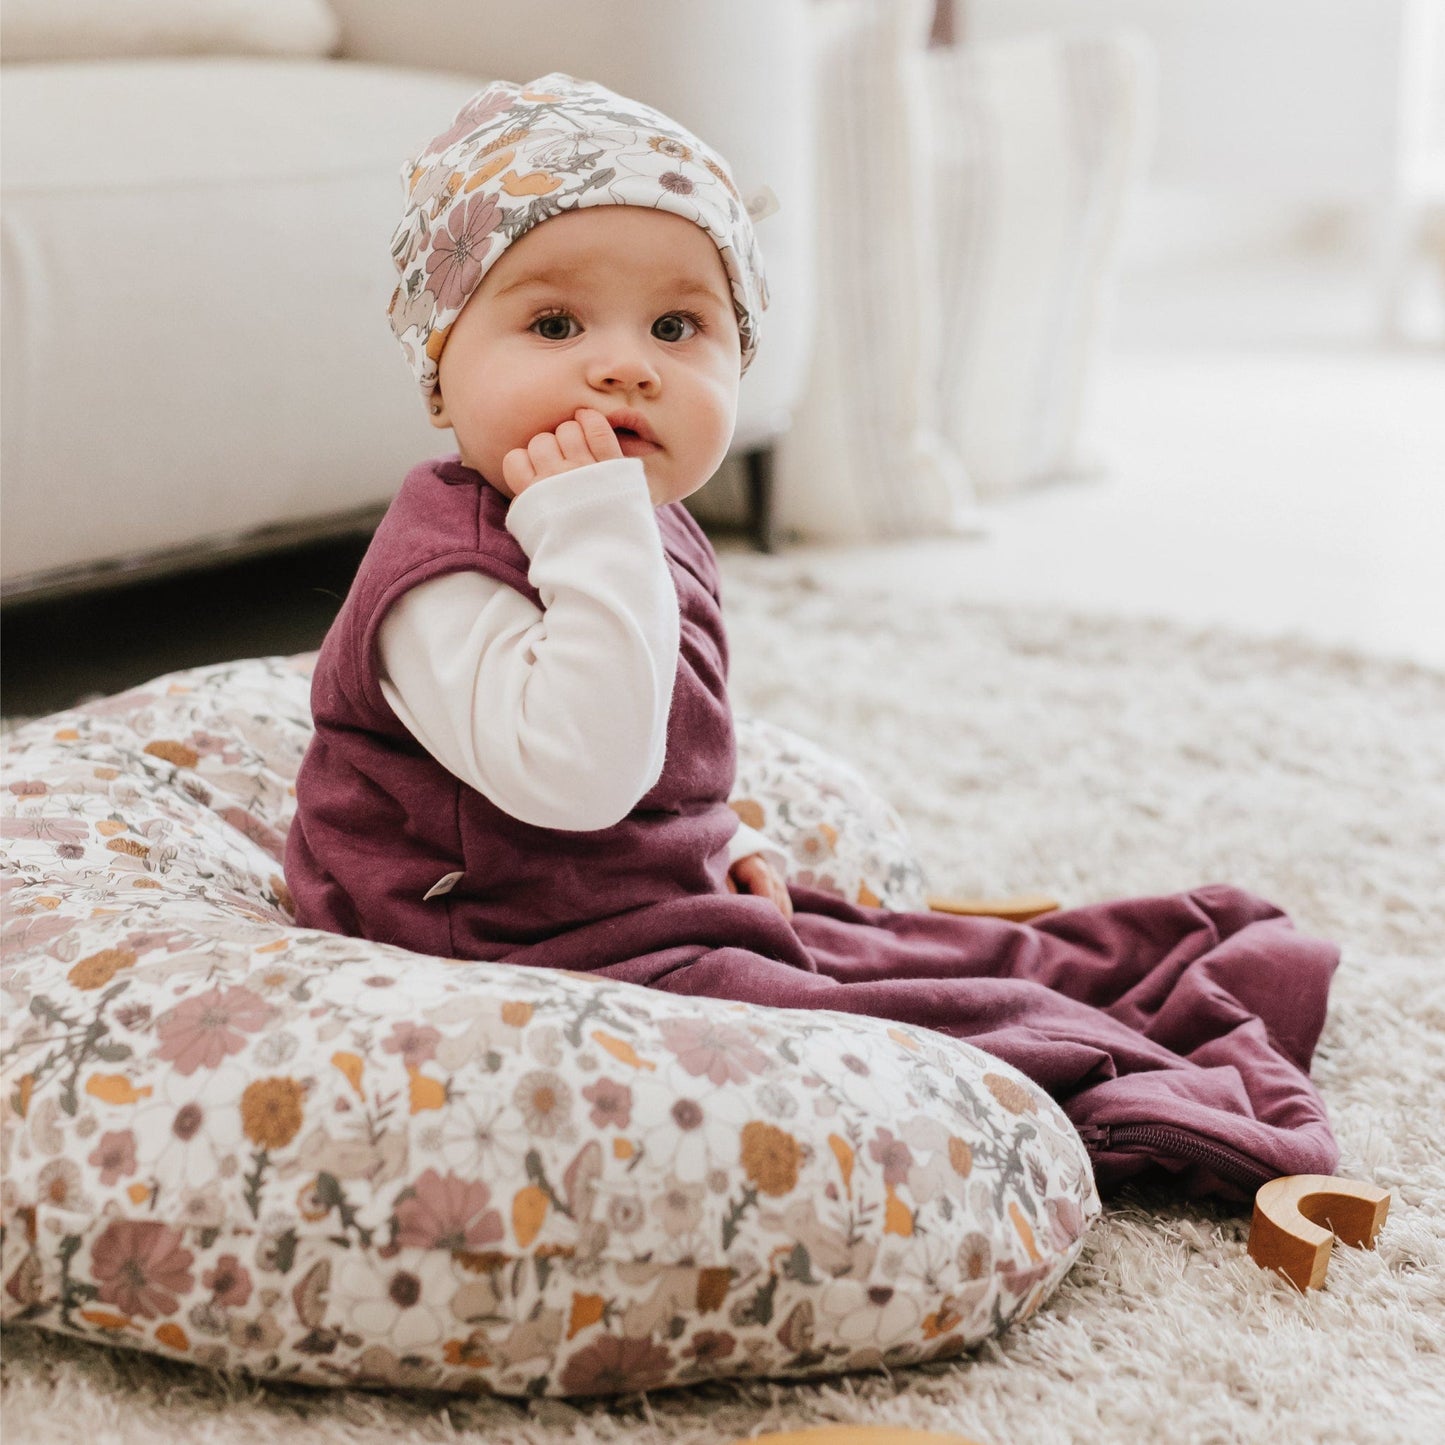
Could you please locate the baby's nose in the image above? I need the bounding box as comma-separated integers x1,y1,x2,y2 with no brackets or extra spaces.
593,369,659,394
587,342,660,393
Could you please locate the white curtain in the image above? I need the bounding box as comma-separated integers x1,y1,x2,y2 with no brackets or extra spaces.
774,0,978,544
772,1,1153,540
925,29,1154,498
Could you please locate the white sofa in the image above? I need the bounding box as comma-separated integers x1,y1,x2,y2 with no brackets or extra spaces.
0,0,816,599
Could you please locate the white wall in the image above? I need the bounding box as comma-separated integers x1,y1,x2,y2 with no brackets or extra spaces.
970,0,1445,330
970,0,1441,200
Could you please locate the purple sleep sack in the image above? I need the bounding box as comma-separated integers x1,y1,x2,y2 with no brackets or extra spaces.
285,455,1340,1202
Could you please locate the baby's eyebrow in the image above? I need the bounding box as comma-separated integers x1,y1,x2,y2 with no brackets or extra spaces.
493,269,727,305
492,269,572,298
664,278,730,304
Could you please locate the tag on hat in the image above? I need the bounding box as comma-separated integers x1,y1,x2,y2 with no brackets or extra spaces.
744,185,780,223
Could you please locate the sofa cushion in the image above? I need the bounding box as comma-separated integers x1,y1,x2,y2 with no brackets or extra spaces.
0,0,340,64
0,60,480,589
0,654,1098,1395
0,43,812,596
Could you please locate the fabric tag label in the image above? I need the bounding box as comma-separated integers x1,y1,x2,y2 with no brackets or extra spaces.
744,185,780,222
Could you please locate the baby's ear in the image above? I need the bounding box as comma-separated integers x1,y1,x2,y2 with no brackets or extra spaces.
427,389,452,429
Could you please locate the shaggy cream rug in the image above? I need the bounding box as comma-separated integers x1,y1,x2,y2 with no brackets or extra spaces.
3,558,1443,1443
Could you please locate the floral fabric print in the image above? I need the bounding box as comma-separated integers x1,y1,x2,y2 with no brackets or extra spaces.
731,716,928,911
1,654,1097,1396
388,72,770,400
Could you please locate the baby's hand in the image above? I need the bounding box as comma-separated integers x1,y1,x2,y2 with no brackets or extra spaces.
501,408,624,496
727,853,794,921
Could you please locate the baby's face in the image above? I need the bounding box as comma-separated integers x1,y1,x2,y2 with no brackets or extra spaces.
430,206,742,507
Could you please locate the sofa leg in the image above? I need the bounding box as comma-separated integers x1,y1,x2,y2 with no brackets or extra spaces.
745,446,777,554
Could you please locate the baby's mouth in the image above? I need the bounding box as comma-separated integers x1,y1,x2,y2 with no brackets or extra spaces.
611,425,661,456
604,410,660,451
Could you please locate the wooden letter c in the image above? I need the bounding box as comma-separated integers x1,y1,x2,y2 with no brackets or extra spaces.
1247,1174,1391,1291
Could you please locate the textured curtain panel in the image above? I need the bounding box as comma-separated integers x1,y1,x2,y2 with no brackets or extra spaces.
924,29,1154,498
775,0,978,543
774,4,1151,539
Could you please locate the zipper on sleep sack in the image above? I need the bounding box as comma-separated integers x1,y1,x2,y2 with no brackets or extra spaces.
1078,1124,1275,1192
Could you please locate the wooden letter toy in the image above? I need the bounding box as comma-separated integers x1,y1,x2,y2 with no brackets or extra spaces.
927,894,1060,922
1247,1174,1391,1291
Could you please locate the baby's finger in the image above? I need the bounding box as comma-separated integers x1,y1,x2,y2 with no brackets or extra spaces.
554,419,593,464
732,858,762,892
774,880,794,920
578,408,624,460
501,447,537,494
750,860,791,919
526,431,565,476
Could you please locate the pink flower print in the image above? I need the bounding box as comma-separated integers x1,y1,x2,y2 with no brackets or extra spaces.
659,170,694,195
424,194,502,313
202,1253,253,1308
155,985,273,1075
581,1077,632,1130
683,1328,736,1363
867,1127,914,1188
1047,1195,1087,1251
659,1017,770,1087
393,1168,503,1251
188,730,242,763
88,1129,138,1186
429,87,515,154
560,1333,674,1397
0,816,88,844
1,909,71,956
113,1003,153,1032
121,929,190,958
90,1220,194,1318
382,1021,442,1070
217,807,285,862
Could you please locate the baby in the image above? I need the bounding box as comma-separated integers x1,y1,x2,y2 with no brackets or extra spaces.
285,75,1341,1202
287,73,789,955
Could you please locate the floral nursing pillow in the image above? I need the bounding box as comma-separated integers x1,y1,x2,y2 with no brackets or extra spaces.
731,715,928,910
0,654,1097,1395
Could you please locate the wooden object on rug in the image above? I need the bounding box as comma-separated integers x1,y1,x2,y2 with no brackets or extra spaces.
927,893,1060,922
1247,1174,1392,1291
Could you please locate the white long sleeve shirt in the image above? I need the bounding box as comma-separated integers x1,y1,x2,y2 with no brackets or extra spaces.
376,457,784,873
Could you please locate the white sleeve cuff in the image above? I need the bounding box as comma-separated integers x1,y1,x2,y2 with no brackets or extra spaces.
376,455,678,830
504,456,650,547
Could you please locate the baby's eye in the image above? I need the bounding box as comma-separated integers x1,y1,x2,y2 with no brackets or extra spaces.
652,312,701,343
531,311,579,341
